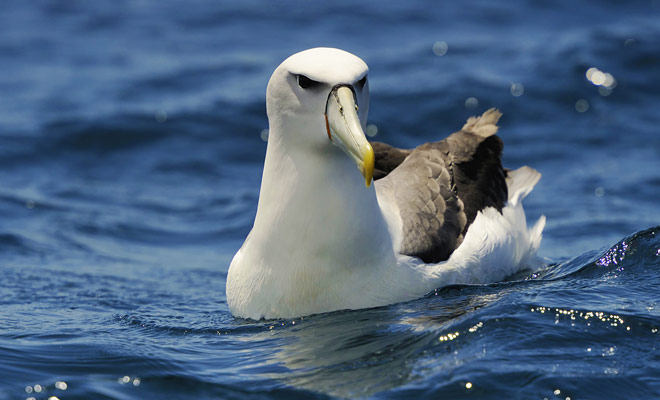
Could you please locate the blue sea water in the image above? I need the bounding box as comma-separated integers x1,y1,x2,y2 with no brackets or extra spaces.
1,0,660,398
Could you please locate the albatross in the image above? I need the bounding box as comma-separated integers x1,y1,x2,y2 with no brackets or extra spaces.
226,47,545,320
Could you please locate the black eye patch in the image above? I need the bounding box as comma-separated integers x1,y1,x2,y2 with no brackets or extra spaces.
297,75,322,89
356,75,367,88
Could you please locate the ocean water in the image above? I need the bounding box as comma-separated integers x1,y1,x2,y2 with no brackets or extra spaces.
1,0,660,398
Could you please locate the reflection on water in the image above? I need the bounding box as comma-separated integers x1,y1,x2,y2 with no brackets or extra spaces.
258,290,503,397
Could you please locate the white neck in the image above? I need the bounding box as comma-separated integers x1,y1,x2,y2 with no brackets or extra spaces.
226,115,400,318
250,117,396,274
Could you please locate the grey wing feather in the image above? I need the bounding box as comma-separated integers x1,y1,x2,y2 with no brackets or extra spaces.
382,143,467,262
371,141,411,180
375,108,508,263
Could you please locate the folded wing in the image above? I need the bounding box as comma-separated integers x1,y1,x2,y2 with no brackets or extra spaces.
374,109,510,263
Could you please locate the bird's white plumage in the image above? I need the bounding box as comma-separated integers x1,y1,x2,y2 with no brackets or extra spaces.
226,48,545,320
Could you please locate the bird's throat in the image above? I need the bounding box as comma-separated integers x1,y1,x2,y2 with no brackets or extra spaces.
250,133,396,274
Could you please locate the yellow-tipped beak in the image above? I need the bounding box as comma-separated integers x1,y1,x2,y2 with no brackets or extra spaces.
325,86,375,187
361,142,374,187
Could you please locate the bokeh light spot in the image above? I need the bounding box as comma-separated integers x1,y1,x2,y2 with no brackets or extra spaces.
155,110,168,123
432,41,448,56
366,124,379,137
510,82,525,97
575,99,589,113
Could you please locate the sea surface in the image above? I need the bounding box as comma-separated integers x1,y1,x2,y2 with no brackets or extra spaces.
1,1,660,399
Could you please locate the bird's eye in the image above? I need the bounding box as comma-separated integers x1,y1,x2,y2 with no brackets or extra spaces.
297,75,321,89
356,75,367,88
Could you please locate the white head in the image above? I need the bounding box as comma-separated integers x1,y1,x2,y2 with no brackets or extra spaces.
265,48,374,186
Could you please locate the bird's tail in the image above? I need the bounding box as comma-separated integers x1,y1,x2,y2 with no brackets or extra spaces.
505,166,545,266
506,165,541,206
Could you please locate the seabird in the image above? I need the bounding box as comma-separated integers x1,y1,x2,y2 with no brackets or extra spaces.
226,48,545,320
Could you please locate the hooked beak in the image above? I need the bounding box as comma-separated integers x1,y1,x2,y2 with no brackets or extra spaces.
325,86,375,187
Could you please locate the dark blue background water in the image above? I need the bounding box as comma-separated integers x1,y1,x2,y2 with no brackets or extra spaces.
2,1,659,399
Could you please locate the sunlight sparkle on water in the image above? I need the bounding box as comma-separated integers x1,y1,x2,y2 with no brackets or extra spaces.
597,241,628,267
586,67,616,96
468,321,483,333
438,331,460,342
531,306,627,329
586,67,616,88
118,375,141,386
